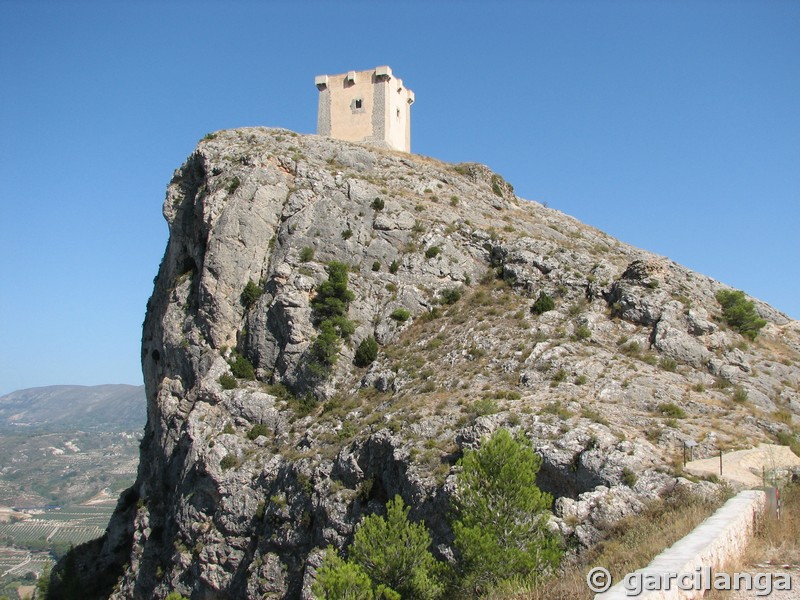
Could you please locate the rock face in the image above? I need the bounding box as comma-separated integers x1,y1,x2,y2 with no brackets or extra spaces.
57,128,800,599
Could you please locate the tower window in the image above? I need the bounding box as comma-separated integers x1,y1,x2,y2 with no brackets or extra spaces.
396,108,401,118
351,98,365,114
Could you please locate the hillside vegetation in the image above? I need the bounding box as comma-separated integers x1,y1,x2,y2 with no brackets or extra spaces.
48,129,799,599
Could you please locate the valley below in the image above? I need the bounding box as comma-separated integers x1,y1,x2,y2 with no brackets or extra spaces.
0,385,144,596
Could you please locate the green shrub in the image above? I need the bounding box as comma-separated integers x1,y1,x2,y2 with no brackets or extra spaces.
241,280,263,309
541,401,571,420
641,353,658,366
573,325,591,340
226,176,240,194
342,229,353,240
620,341,641,356
312,262,355,322
438,287,463,305
424,246,441,259
371,197,385,211
328,314,356,339
389,260,400,274
291,394,317,416
531,291,555,315
491,174,513,197
219,374,237,390
308,262,357,376
354,336,379,367
312,550,376,600
732,386,749,403
220,454,239,470
165,593,189,600
372,261,381,272
622,467,638,488
451,429,561,594
715,289,767,340
311,321,342,367
776,431,800,458
247,424,270,440
390,308,411,322
657,402,686,418
300,246,315,262
470,398,499,417
659,357,678,372
348,495,444,599
229,353,255,380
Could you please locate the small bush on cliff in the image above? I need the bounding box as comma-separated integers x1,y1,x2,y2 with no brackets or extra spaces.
390,308,410,322
312,262,355,322
354,336,379,367
219,373,237,390
311,321,343,367
531,291,555,315
424,246,441,259
657,402,686,418
309,262,356,375
451,428,561,595
226,176,241,194
241,280,263,309
229,353,255,380
715,289,766,340
220,454,239,470
247,424,269,440
438,286,463,305
300,246,315,262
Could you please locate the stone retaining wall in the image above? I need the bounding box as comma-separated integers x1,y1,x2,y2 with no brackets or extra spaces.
595,489,766,599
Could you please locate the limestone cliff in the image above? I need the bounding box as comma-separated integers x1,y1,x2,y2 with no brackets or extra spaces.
53,128,800,599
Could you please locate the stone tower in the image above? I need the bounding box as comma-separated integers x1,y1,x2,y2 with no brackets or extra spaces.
315,66,415,153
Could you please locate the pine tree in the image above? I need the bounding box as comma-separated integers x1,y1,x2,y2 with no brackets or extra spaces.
312,551,375,600
313,496,444,600
349,495,444,599
451,428,561,594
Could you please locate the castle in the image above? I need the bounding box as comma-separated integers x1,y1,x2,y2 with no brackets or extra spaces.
315,66,415,153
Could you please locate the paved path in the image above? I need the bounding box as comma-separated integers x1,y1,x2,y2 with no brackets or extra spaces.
685,444,800,488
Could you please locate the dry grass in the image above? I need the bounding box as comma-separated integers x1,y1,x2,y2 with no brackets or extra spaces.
746,482,800,567
698,482,800,599
484,486,725,600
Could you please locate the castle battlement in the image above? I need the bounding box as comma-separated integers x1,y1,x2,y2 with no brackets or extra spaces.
315,66,414,153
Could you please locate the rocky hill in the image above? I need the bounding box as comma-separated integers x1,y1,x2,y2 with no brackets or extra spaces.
0,384,145,432
55,128,800,599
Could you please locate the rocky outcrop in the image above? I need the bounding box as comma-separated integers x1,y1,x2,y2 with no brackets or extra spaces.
56,129,800,599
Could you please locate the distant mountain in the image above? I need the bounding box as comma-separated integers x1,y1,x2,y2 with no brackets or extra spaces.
0,384,146,431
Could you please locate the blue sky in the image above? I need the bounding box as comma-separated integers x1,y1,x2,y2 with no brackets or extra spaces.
1,1,798,394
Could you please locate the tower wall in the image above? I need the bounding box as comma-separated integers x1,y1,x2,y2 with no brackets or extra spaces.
315,66,414,152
